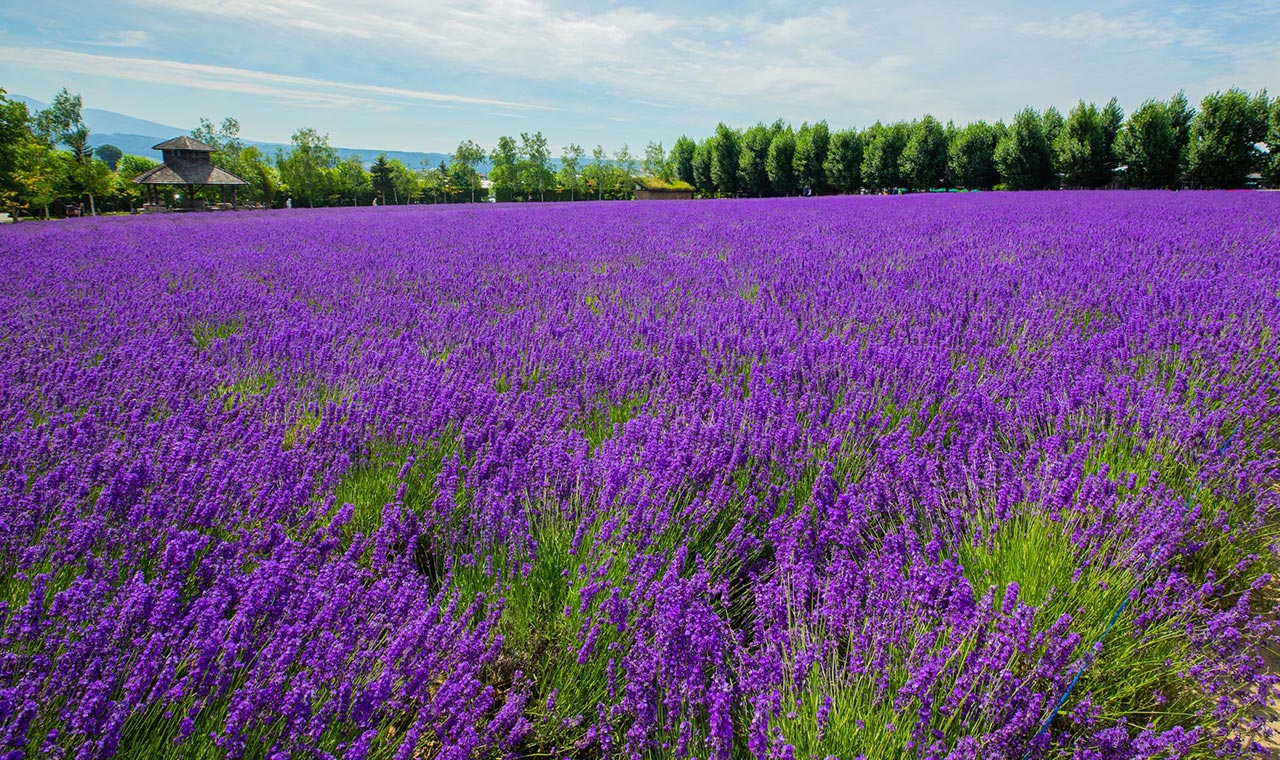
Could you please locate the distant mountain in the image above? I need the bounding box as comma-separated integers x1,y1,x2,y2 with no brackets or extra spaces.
11,94,469,169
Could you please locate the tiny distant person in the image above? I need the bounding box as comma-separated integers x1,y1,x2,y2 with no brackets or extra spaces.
372,197,378,207
285,197,293,209
803,184,812,197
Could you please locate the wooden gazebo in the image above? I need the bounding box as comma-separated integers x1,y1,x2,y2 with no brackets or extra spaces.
132,137,248,212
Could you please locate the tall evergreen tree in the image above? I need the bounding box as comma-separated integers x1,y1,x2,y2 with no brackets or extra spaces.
670,136,697,187
710,123,740,196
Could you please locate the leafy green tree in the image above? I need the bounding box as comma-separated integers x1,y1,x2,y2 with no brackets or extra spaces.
669,136,696,186
277,128,338,207
521,131,553,201
900,115,948,190
450,139,486,202
115,154,159,212
823,128,863,194
558,143,585,201
1114,101,1179,189
861,121,909,193
1265,96,1280,187
793,121,830,192
766,127,798,196
338,155,369,205
583,145,608,200
1101,97,1124,177
1167,91,1194,175
642,141,669,179
0,90,35,214
995,108,1054,190
948,121,999,189
710,124,740,196
94,144,122,171
390,159,416,204
1055,101,1109,188
691,139,714,195
370,153,394,204
1187,88,1269,188
738,123,772,197
489,136,522,201
35,88,105,212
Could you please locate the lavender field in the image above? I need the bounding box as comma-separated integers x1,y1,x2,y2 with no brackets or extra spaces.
2,192,1279,759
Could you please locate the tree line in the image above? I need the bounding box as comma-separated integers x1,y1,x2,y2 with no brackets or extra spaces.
2,85,1278,218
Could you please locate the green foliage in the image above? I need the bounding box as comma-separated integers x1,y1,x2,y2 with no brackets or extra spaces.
369,153,394,204
1187,88,1269,188
1115,100,1181,189
737,123,772,197
861,121,909,193
710,123,740,196
642,140,669,180
277,127,338,207
1266,96,1280,186
793,120,830,192
669,136,697,187
823,128,863,193
995,108,1055,190
766,127,798,196
1056,101,1110,188
948,121,999,189
521,131,554,201
557,142,585,201
899,115,948,190
692,139,714,195
94,144,122,171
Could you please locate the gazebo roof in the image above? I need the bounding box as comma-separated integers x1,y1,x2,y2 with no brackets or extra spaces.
152,136,218,152
132,160,248,186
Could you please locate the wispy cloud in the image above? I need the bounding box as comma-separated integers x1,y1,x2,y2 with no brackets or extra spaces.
83,30,150,48
0,46,553,111
1018,11,1211,48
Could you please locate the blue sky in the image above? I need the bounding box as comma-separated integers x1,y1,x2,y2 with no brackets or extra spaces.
0,1,1276,155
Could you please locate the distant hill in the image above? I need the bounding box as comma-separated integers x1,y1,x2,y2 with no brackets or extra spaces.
12,94,469,170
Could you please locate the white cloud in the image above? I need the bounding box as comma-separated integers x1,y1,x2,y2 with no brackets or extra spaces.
88,30,150,48
0,46,553,112
1018,11,1211,48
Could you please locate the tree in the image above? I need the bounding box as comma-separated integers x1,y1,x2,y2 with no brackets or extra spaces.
611,144,637,198
995,108,1054,190
1265,96,1280,187
861,121,909,193
489,136,522,201
823,128,863,194
0,90,35,215
793,121,830,193
1055,101,1108,188
643,141,669,179
1100,97,1125,178
35,89,103,213
115,154,158,211
192,117,245,155
94,144,123,171
669,136,696,187
1114,100,1180,189
585,144,609,200
390,159,416,204
948,121,999,190
710,123,740,196
277,128,337,207
521,131,553,201
1167,91,1195,175
738,123,772,197
370,153,394,204
1187,88,1269,189
339,155,369,205
558,143,585,201
900,115,948,191
451,139,486,202
691,139,714,195
766,127,798,196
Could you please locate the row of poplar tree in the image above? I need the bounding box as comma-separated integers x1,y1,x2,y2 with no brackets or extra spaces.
669,88,1277,196
2,86,1277,217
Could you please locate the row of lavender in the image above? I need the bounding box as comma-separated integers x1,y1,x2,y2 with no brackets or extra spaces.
1,193,1278,759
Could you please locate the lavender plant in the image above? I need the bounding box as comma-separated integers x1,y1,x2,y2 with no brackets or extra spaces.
1,191,1278,759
